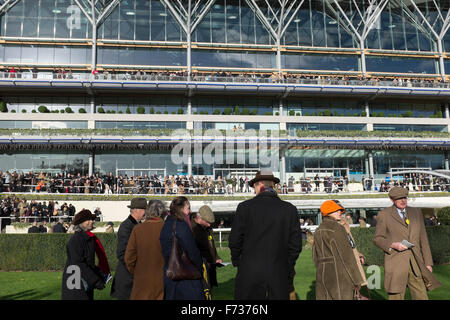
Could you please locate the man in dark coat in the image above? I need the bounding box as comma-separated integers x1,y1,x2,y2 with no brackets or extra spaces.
110,198,146,300
192,205,222,288
53,219,67,233
27,221,40,233
229,170,302,300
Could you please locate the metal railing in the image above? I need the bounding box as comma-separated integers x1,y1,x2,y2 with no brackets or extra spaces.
0,177,448,195
1,71,450,89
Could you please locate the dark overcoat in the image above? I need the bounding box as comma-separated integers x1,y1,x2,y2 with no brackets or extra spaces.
61,231,103,300
160,215,204,300
110,215,139,299
192,222,220,287
312,217,365,300
228,191,302,300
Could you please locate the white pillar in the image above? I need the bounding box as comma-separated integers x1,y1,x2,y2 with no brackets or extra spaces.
89,151,94,177
368,150,374,190
187,98,192,115
445,102,449,118
280,147,286,186
279,99,283,116
188,152,192,177
90,96,95,114
445,151,449,171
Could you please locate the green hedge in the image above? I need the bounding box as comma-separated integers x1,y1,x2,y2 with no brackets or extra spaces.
351,226,450,266
0,233,118,271
0,227,448,271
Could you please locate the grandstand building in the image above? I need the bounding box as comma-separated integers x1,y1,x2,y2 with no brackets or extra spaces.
0,0,450,187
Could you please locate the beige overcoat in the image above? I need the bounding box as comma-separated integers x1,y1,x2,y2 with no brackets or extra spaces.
373,205,440,293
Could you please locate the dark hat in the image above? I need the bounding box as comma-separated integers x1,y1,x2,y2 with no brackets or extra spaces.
197,205,215,224
72,209,96,225
248,169,280,188
388,186,409,200
127,197,147,209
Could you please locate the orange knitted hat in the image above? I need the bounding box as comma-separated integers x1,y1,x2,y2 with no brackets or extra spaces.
320,200,345,216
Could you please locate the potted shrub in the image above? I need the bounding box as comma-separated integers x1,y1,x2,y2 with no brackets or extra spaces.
289,110,295,116
137,107,146,114
97,107,105,113
38,105,50,113
177,108,184,114
213,109,221,115
126,107,131,114
150,107,155,114
78,108,87,113
65,107,73,113
0,101,7,112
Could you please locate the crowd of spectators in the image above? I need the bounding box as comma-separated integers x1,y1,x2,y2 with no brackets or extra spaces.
1,67,448,88
0,170,448,196
362,173,450,193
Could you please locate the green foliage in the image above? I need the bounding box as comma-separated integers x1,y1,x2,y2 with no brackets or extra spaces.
437,207,450,226
177,108,184,115
251,109,258,115
126,107,131,114
403,111,413,118
351,226,450,266
78,108,87,113
213,109,221,115
233,106,240,115
1,227,448,271
38,105,50,113
149,107,155,114
97,107,105,114
323,109,332,117
289,110,295,116
361,111,367,117
0,233,118,271
136,107,146,114
0,101,8,112
222,108,232,115
64,107,73,114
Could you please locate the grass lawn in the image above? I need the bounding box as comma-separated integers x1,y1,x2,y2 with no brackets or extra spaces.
0,247,449,300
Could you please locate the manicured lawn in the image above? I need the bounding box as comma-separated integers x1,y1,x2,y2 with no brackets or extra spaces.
0,247,449,300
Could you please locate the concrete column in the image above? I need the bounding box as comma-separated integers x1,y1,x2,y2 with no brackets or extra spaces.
90,96,95,114
279,99,283,116
366,123,373,131
445,102,449,118
364,101,370,117
187,97,192,115
88,151,95,177
445,151,449,171
88,120,95,129
280,147,286,186
187,152,192,177
368,150,374,190
186,121,194,130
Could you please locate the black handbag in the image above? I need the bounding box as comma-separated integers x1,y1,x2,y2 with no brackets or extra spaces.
166,219,202,281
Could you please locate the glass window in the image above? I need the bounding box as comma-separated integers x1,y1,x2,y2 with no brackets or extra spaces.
282,53,358,71
366,56,436,74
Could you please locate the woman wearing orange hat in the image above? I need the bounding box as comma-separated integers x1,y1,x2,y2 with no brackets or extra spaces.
312,200,366,300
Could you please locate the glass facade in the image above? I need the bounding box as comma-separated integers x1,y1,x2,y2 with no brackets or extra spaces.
96,121,185,130
286,149,365,174
1,0,448,73
0,120,88,129
0,152,89,174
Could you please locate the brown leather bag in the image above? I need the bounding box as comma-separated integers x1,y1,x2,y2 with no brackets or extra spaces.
166,219,202,281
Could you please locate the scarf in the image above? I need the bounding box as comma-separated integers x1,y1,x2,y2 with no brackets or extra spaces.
86,231,110,275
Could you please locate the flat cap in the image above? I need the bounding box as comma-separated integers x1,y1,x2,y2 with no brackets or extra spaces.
388,186,409,200
198,205,215,224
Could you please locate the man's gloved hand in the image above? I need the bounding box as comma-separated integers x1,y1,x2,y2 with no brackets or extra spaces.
94,280,105,290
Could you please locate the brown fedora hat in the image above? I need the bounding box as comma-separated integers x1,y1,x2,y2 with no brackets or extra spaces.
249,170,280,188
